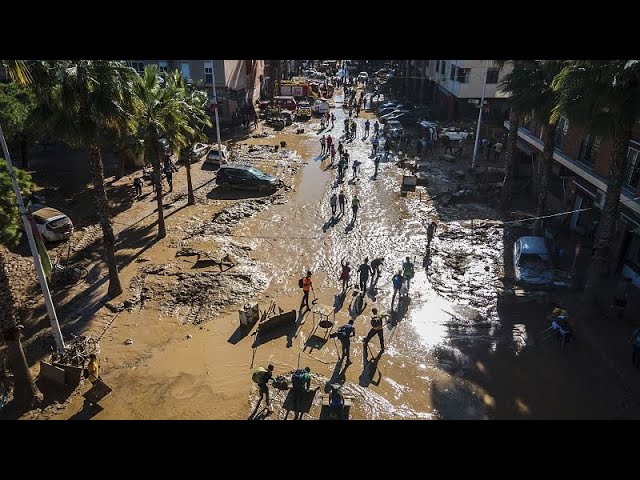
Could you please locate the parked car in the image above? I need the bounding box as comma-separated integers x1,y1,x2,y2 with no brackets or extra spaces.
311,99,330,115
216,165,281,194
384,120,404,138
380,109,411,123
279,110,295,125
297,101,312,119
513,236,554,285
393,111,429,126
378,107,398,117
28,205,74,242
182,142,210,163
205,144,231,169
440,127,473,142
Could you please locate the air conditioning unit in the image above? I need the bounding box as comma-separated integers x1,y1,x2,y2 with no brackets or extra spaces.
594,189,606,209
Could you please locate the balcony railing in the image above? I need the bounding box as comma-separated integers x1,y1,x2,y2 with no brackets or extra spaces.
505,121,640,216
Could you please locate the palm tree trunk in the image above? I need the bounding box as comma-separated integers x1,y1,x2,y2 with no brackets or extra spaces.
0,252,42,409
151,144,167,239
534,123,557,235
88,146,123,298
582,118,634,304
502,110,520,208
185,154,195,206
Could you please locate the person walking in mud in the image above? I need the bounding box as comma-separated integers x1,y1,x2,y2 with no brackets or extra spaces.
253,364,274,413
330,143,337,164
321,115,326,130
339,258,351,291
331,112,336,128
320,134,326,155
331,319,356,363
164,163,174,192
352,159,360,180
371,136,379,156
402,257,415,289
326,134,333,154
370,257,384,287
364,119,370,137
427,221,437,248
291,366,312,419
351,194,361,223
391,270,404,308
363,308,385,352
442,136,453,155
374,154,381,179
373,120,380,136
300,270,314,310
358,257,373,292
338,190,346,216
133,177,143,198
338,141,344,159
330,192,338,217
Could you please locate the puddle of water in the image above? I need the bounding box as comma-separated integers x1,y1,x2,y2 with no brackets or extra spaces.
295,157,331,204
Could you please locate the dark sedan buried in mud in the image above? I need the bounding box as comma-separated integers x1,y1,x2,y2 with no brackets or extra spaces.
216,165,282,194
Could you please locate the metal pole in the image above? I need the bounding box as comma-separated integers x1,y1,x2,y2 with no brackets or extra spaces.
472,59,490,169
0,126,65,354
210,60,222,156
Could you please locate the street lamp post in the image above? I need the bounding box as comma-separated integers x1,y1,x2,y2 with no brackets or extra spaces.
0,126,65,354
471,59,490,169
210,60,222,157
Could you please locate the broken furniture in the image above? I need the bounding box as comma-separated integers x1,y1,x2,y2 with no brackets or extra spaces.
238,302,260,328
256,300,296,335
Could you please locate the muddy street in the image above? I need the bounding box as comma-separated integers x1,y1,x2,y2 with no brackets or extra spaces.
40,87,636,422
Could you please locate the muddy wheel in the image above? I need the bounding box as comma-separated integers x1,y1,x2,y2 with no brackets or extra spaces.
258,184,271,195
219,182,231,190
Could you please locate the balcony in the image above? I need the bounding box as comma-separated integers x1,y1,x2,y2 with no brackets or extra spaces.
505,121,640,216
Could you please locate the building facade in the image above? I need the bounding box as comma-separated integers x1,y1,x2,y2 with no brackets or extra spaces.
132,60,264,124
507,118,640,285
394,60,511,123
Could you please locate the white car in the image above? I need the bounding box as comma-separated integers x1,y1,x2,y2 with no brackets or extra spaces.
311,99,330,115
440,127,473,142
513,236,554,285
205,144,230,168
28,205,74,242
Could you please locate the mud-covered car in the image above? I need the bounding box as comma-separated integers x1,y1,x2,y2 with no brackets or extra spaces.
28,205,74,242
216,165,281,194
513,236,554,285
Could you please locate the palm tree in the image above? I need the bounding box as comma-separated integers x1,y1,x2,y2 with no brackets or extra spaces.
132,66,191,239
1,60,32,85
552,60,640,301
0,251,42,409
176,79,213,205
32,61,137,298
500,60,566,233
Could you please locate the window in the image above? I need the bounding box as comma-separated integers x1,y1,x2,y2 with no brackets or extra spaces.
450,64,457,81
486,68,500,84
457,67,470,83
554,116,569,150
130,61,144,74
435,60,440,74
440,61,445,75
181,63,190,80
624,146,640,188
204,62,213,84
578,134,601,169
158,61,168,73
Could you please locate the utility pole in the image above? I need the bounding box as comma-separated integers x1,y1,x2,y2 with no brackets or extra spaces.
0,126,65,354
472,59,490,169
210,60,222,158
